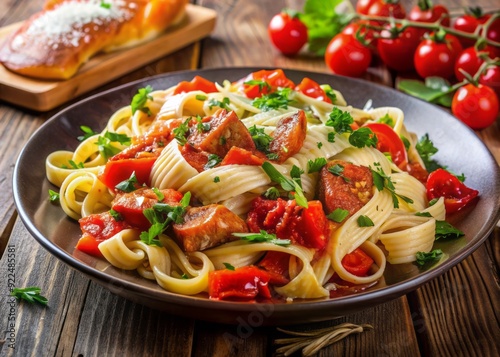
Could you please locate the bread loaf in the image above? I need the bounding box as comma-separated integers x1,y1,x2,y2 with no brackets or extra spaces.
0,0,188,79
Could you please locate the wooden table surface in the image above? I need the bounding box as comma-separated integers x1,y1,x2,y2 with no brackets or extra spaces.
0,0,499,356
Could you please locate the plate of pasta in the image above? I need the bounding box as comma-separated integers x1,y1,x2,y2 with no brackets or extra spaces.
13,68,500,325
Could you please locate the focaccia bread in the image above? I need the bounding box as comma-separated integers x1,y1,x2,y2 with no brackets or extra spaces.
0,0,188,79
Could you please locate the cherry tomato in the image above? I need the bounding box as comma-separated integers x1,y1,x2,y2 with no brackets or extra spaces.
325,33,372,77
451,83,499,130
367,0,406,22
377,24,421,72
426,168,479,214
364,122,408,168
480,66,500,99
408,0,450,26
453,8,500,49
414,33,463,79
268,12,308,56
341,248,374,277
342,21,377,50
454,46,497,82
356,0,380,15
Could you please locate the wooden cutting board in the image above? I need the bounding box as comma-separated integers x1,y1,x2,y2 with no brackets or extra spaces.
0,4,217,111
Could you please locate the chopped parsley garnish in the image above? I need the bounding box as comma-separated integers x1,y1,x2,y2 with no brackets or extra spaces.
244,79,272,92
416,134,443,172
307,158,327,173
328,163,350,182
371,164,413,208
11,287,48,306
327,208,349,223
415,211,432,218
173,118,190,146
317,142,323,149
181,273,189,279
223,262,236,271
349,127,377,148
401,135,410,150
416,249,443,267
261,162,308,208
264,187,281,199
48,189,60,202
131,85,153,115
196,94,208,101
100,1,111,9
115,172,139,192
77,125,97,141
109,209,123,221
327,132,335,143
321,84,337,103
63,160,84,169
213,176,220,183
378,113,394,127
428,198,439,206
435,221,464,240
252,88,294,111
140,192,191,246
208,97,231,110
152,187,164,201
196,116,211,133
266,153,279,160
357,215,374,227
96,131,131,159
233,230,291,246
325,107,354,135
205,154,222,169
248,125,273,153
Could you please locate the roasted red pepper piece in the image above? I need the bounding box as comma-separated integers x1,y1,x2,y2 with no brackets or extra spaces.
341,248,374,277
173,75,217,94
426,168,479,214
99,157,156,191
208,266,271,300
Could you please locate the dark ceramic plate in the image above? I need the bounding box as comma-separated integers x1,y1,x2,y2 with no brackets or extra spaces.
13,68,500,325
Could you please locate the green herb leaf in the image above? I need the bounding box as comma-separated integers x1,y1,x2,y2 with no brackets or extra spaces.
435,221,464,240
173,118,191,146
252,88,294,111
67,160,84,169
131,85,154,115
196,94,208,101
115,172,138,192
248,125,273,153
320,84,337,103
328,163,350,182
378,113,394,127
397,78,455,107
261,162,308,208
181,273,189,279
325,107,353,135
96,131,131,159
11,287,48,306
263,187,281,199
415,249,443,266
208,97,231,110
327,208,349,223
78,125,97,141
205,154,222,169
233,230,291,246
152,187,164,201
48,189,60,202
109,209,123,221
357,215,374,227
223,262,236,270
244,79,272,92
371,164,414,208
307,157,327,173
100,1,111,9
213,176,220,183
416,134,444,172
349,127,377,148
415,211,432,217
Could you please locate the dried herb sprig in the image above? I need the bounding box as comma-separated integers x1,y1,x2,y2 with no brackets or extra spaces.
275,323,373,356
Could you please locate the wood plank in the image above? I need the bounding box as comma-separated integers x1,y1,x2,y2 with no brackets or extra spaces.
0,4,216,111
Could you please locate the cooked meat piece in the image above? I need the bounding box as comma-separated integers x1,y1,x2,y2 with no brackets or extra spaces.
173,204,248,252
180,143,209,172
268,110,307,163
188,109,255,158
318,160,373,217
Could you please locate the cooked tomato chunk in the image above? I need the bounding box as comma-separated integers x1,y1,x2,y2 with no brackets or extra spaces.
188,109,255,158
173,204,248,252
257,251,290,285
246,197,329,250
318,160,373,216
179,143,209,172
77,211,130,257
220,146,265,166
268,110,307,163
111,188,183,230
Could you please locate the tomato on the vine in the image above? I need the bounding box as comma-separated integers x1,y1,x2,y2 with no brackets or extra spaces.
452,83,499,130
325,33,372,77
377,24,421,72
480,66,500,99
367,0,406,22
268,12,308,56
426,168,479,214
453,8,500,48
356,0,380,15
454,46,497,82
414,32,463,79
408,0,450,26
